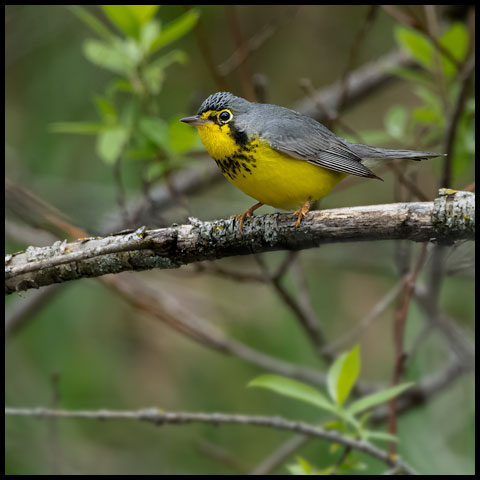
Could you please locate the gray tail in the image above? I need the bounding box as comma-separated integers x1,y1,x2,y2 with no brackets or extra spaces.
348,143,445,161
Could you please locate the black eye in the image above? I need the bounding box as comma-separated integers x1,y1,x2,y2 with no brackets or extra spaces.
219,110,232,122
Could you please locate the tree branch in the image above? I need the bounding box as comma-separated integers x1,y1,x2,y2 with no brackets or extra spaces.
5,191,475,294
4,407,418,475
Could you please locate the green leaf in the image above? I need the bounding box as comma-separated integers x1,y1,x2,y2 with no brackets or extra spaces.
321,419,346,431
395,26,433,70
101,5,141,38
149,9,199,53
122,37,144,67
120,99,140,130
248,375,335,413
287,460,310,475
139,116,169,148
412,85,445,128
141,49,188,94
125,143,159,161
451,110,475,177
49,122,106,134
348,382,414,416
414,85,440,108
140,19,161,54
327,345,360,406
68,5,116,41
83,38,133,74
145,160,169,181
96,126,129,164
286,464,306,475
439,23,468,77
150,49,188,69
295,457,312,474
126,5,160,26
384,106,407,140
106,78,134,98
364,430,398,443
141,63,165,95
314,466,337,475
94,95,117,124
413,107,441,125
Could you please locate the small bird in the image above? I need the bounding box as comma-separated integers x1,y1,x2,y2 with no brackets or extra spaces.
181,92,442,230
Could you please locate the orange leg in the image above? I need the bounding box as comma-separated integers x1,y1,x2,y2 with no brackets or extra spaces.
293,198,312,227
235,202,263,231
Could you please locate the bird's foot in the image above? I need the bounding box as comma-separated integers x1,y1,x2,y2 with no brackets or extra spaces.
234,202,263,232
293,199,312,227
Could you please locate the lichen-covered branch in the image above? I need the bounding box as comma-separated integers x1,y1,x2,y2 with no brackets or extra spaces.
5,190,475,294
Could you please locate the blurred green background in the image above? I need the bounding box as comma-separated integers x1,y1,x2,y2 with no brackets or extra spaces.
5,5,474,475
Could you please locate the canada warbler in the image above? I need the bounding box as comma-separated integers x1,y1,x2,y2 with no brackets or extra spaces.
181,92,442,230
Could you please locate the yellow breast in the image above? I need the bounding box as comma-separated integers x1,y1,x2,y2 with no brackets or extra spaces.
196,122,346,210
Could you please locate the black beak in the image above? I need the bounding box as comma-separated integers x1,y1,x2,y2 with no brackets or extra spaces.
180,115,210,126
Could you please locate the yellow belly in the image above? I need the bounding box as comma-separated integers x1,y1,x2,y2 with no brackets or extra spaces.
197,124,346,210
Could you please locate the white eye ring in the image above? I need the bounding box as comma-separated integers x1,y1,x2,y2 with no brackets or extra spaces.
218,110,232,123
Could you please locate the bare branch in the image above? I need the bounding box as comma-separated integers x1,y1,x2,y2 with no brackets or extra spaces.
102,274,330,388
5,191,475,294
388,242,429,454
217,7,299,77
5,284,63,337
255,254,329,359
441,54,475,188
4,407,418,475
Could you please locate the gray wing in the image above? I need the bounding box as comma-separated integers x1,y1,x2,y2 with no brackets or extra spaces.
257,108,381,180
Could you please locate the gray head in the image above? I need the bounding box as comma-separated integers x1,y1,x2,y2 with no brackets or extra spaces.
181,92,257,144
197,92,250,115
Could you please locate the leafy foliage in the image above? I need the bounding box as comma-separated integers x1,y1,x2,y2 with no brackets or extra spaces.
342,22,473,184
392,22,474,178
249,345,413,474
51,5,200,177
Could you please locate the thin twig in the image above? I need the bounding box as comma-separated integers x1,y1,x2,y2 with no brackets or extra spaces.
424,5,449,113
195,439,249,474
112,154,129,225
102,273,330,388
5,284,63,338
217,7,299,77
372,354,472,424
414,282,475,369
322,279,405,356
387,161,430,202
441,54,475,188
335,6,379,118
388,242,429,454
225,6,256,101
250,434,309,475
4,407,419,475
255,255,329,359
194,261,266,283
47,373,62,475
185,6,229,91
